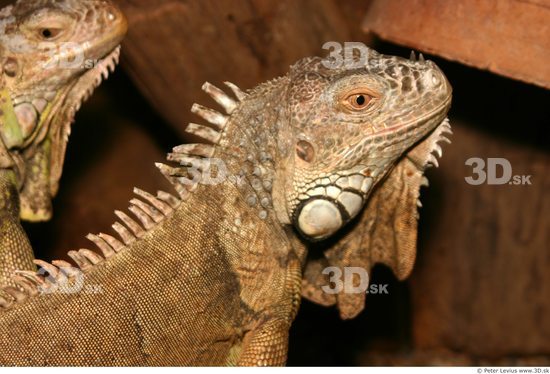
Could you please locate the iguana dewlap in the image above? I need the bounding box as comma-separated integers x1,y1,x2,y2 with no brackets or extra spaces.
0,0,127,287
0,48,452,366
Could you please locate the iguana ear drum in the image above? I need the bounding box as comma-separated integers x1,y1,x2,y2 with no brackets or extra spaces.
296,198,346,241
14,103,38,140
296,140,315,163
3,57,18,78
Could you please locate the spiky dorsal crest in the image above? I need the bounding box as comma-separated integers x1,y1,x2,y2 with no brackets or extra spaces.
0,82,247,310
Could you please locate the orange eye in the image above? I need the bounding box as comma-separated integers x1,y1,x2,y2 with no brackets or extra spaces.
346,93,374,110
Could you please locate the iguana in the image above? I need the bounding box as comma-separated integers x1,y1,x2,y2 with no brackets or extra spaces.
0,0,127,287
0,48,452,366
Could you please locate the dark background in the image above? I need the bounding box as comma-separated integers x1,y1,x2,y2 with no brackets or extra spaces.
11,0,550,366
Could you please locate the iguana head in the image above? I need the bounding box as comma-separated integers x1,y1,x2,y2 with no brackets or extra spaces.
277,49,452,241
0,0,127,221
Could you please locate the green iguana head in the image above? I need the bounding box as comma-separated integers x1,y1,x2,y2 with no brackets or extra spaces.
277,49,452,241
0,0,127,221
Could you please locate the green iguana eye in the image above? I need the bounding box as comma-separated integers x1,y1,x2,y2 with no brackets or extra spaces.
340,88,379,112
39,28,61,39
41,29,53,38
345,93,374,110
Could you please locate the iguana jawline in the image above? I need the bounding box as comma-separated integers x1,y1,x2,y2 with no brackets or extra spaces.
293,104,452,241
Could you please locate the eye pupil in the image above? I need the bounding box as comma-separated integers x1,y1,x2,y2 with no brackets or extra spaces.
41,29,53,38
355,95,366,106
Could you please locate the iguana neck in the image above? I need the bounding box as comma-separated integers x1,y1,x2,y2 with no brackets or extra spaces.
0,79,303,312
213,76,292,225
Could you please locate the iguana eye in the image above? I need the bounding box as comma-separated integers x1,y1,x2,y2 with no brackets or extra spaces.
39,28,62,40
345,93,374,110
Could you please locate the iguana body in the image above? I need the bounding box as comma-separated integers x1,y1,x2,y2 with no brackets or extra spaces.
0,48,451,365
0,0,127,287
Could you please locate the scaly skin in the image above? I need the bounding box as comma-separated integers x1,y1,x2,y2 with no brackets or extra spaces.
0,48,451,365
0,0,127,287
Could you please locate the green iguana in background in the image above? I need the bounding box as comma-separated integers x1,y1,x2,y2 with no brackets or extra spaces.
0,48,452,366
0,0,127,287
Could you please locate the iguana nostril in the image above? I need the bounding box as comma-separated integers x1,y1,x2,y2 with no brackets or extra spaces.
106,7,118,22
431,72,441,86
296,140,315,163
423,70,442,89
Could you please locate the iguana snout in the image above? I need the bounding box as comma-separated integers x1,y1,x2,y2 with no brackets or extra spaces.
280,49,452,241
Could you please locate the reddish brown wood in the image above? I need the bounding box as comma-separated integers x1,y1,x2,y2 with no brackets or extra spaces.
410,121,550,357
114,0,371,138
363,0,550,89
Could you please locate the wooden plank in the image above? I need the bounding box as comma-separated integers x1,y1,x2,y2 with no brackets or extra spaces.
363,0,550,89
410,121,550,357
